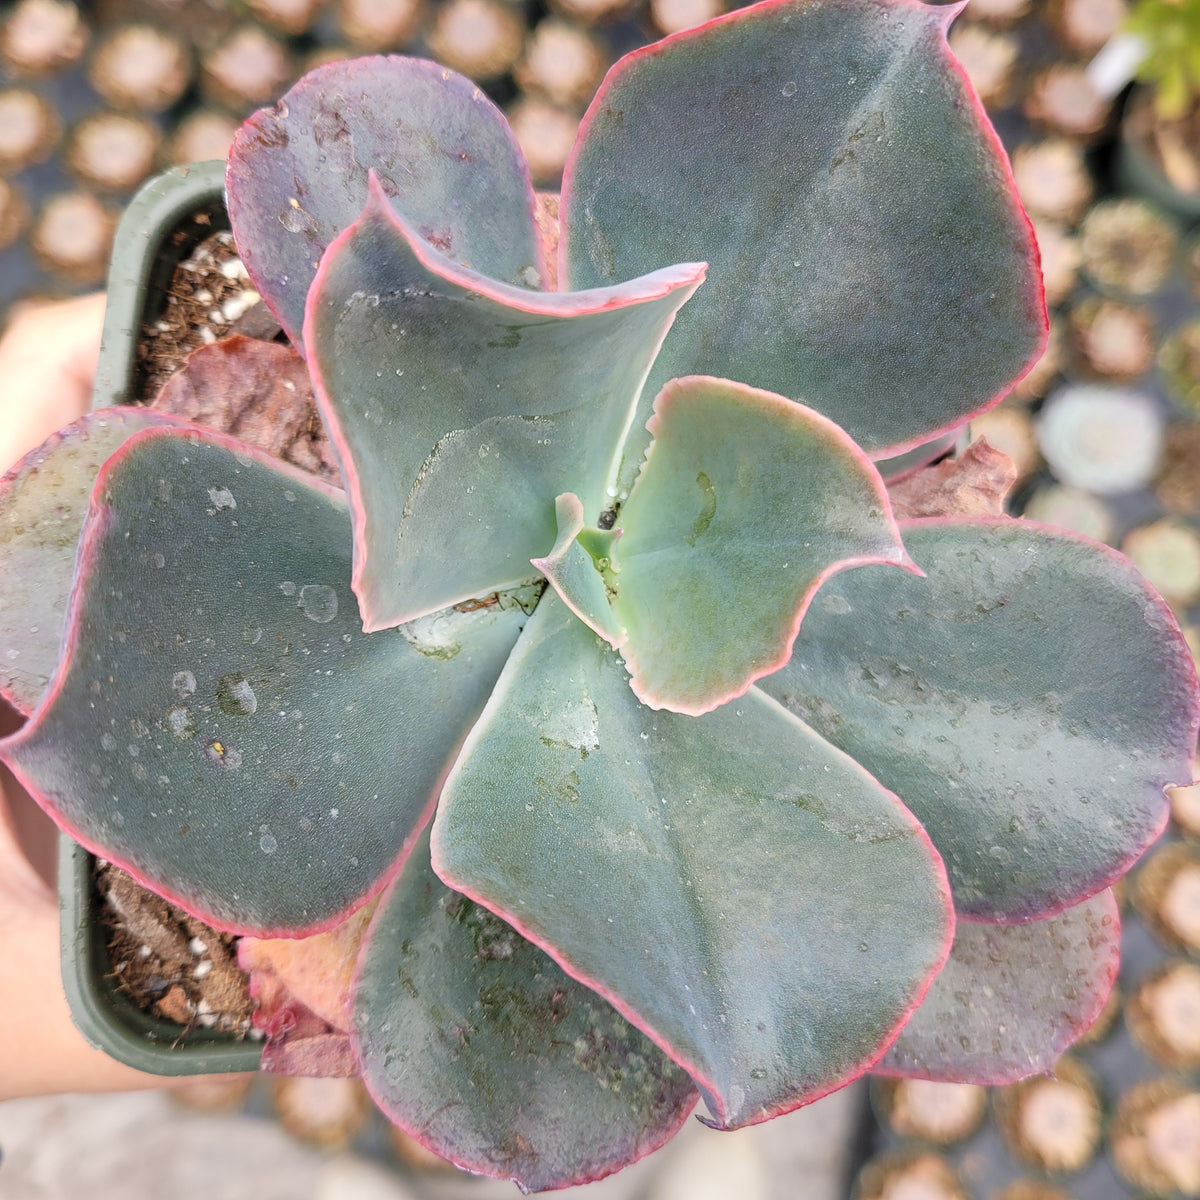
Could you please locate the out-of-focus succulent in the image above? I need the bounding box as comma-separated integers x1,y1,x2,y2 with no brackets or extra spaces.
1127,0,1200,121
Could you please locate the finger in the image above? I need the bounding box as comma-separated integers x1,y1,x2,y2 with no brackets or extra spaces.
0,699,56,896
0,293,106,473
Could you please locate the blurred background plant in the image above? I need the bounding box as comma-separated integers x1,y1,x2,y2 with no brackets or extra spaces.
1115,0,1200,206
1126,0,1200,119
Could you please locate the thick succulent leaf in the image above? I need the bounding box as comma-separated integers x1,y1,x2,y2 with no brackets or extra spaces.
352,829,698,1191
876,889,1120,1083
1,428,531,936
561,0,1046,491
0,408,190,714
758,519,1200,921
432,592,953,1130
531,493,624,644
227,55,542,348
305,175,705,632
610,377,912,714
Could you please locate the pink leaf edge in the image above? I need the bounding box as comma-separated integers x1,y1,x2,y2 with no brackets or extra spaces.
0,424,434,940
346,867,700,1191
427,692,956,1131
619,375,921,718
558,0,1050,461
872,890,1122,1086
226,53,545,348
902,514,1199,925
302,171,706,634
0,408,196,716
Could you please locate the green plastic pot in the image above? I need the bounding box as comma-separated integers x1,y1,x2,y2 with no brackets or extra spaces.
62,161,262,1075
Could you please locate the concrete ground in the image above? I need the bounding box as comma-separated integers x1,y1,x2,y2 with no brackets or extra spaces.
0,1081,862,1200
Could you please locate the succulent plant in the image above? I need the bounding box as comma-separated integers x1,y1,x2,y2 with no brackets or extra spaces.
2,0,1198,1190
1126,0,1200,122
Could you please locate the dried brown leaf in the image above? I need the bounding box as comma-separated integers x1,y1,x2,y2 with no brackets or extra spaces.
888,437,1017,521
238,901,375,1032
149,333,341,486
534,190,560,292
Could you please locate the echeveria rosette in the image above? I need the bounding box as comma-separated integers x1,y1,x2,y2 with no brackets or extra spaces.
226,55,544,351
0,0,1155,1185
561,0,1048,492
1,425,535,935
757,519,1200,924
300,122,942,1129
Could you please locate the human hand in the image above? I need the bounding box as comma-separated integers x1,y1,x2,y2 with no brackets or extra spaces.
0,294,219,1098
0,293,106,476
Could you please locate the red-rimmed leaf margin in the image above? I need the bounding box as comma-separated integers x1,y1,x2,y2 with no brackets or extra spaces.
227,55,543,351
608,376,916,715
874,889,1121,1083
432,591,955,1130
351,827,699,1193
0,408,192,715
759,517,1200,922
1,425,531,937
560,0,1047,493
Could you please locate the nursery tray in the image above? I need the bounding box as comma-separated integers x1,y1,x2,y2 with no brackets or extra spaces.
848,826,1200,1199
60,161,262,1075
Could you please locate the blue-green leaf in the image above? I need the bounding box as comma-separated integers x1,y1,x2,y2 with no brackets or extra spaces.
2,428,531,935
0,409,188,714
759,519,1199,920
305,175,704,632
227,55,543,349
432,592,953,1129
877,890,1120,1083
562,0,1046,490
609,376,911,714
531,493,623,644
352,829,698,1191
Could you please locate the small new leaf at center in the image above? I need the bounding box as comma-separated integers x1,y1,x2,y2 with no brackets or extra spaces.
532,493,625,646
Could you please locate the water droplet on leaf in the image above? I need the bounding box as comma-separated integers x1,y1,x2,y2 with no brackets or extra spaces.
204,740,242,769
216,673,257,716
298,584,338,623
